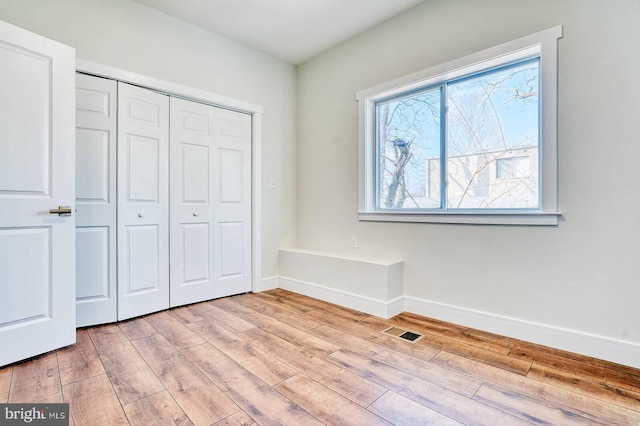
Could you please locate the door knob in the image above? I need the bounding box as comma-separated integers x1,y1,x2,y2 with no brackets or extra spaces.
138,212,144,218
49,206,72,216
192,212,199,217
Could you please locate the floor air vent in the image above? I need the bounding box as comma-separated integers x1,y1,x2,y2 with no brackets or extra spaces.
382,326,423,343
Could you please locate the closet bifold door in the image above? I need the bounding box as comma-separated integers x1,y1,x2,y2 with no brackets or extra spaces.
170,99,252,306
75,73,118,326
117,82,170,320
211,107,252,298
169,98,216,307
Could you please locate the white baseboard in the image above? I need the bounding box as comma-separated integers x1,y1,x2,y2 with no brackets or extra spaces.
262,276,640,369
254,276,279,293
278,277,402,319
386,296,405,318
405,296,640,370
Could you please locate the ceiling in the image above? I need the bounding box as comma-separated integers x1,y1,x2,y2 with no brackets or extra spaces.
133,0,424,65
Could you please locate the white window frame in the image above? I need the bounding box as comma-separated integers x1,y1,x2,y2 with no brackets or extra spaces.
357,26,562,226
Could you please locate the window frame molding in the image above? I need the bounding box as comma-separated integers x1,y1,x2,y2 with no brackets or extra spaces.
357,26,562,226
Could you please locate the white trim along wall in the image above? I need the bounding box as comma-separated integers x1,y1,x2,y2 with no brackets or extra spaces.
267,249,640,370
76,59,265,295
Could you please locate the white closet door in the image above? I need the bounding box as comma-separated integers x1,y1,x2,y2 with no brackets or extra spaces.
169,98,215,307
75,73,117,326
212,108,252,298
0,20,76,366
117,82,169,320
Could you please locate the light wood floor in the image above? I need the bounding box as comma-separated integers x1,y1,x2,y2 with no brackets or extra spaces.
1,289,639,425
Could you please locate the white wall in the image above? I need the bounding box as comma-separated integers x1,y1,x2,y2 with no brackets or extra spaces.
0,0,297,280
297,0,640,349
3,0,640,363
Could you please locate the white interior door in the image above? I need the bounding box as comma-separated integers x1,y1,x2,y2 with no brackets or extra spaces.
117,82,169,320
0,20,76,366
75,73,117,327
169,98,215,307
212,107,252,298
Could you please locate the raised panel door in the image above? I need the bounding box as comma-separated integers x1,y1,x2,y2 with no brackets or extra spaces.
117,82,169,320
75,73,117,326
212,108,252,298
0,20,76,366
169,98,215,307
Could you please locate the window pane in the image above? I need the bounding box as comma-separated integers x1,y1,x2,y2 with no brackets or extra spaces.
376,87,441,209
446,60,539,209
497,156,530,179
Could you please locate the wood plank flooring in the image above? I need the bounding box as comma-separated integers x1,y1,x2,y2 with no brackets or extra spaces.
2,289,639,425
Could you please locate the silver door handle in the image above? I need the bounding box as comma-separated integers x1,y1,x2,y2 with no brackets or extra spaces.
49,206,72,216
193,212,199,217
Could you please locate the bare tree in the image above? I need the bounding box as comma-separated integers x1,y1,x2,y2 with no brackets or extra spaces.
378,90,440,208
384,137,412,208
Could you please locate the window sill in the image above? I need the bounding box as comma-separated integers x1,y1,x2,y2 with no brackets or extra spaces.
358,211,561,226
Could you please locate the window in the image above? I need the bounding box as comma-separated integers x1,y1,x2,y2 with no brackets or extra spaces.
358,26,562,225
496,156,531,180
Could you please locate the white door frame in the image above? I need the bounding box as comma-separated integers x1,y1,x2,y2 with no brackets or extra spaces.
76,59,263,295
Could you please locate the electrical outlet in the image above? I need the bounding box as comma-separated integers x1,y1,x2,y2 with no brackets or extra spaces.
350,235,358,248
